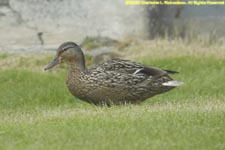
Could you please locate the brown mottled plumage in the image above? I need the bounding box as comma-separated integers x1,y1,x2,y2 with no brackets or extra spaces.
45,42,183,105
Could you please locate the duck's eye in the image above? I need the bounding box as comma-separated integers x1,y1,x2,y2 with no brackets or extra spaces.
58,48,69,55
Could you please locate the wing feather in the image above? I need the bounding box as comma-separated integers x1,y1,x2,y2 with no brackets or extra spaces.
94,59,177,77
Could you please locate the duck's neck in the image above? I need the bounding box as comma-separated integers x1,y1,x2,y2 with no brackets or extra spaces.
67,61,86,86
69,60,86,73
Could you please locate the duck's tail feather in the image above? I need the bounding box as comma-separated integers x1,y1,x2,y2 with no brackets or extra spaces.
162,80,184,87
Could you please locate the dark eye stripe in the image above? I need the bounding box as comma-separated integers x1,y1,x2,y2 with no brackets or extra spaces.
62,45,74,51
58,45,74,55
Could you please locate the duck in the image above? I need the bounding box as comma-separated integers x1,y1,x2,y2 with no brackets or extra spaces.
44,41,183,105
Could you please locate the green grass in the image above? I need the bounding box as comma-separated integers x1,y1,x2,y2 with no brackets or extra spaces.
0,53,10,59
0,104,224,150
0,49,225,150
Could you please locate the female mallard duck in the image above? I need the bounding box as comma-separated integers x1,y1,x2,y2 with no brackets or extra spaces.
45,42,183,105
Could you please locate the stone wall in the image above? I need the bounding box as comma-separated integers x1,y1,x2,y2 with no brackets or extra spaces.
0,0,151,52
0,0,225,52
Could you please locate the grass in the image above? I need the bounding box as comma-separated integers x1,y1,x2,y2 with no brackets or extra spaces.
0,40,225,150
0,104,224,150
0,53,9,59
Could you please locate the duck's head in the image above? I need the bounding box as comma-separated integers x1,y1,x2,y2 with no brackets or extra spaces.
44,42,85,71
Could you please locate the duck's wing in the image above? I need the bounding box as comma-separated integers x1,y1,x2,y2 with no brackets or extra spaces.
97,59,144,74
96,59,178,77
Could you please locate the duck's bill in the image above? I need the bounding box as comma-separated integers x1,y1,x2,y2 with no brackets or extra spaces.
44,57,58,71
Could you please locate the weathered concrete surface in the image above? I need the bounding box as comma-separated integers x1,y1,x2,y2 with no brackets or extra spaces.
0,1,225,53
0,0,150,52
